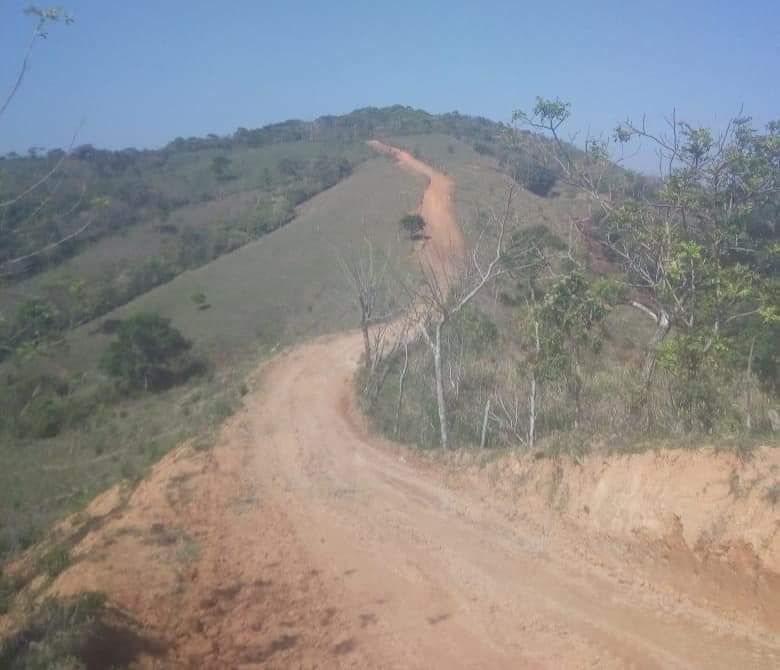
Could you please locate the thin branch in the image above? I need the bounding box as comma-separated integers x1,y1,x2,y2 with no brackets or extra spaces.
0,121,83,209
0,18,40,118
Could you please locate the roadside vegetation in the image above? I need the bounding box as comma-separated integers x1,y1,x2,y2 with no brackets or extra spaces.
357,100,779,455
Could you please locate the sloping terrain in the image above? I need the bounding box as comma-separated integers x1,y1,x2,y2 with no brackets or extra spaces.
59,155,424,371
3,145,778,669
0,155,425,559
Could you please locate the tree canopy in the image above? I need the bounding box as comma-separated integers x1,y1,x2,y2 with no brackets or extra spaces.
99,313,194,391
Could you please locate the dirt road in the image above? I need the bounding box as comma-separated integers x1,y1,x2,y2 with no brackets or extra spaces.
46,146,780,668
368,140,463,279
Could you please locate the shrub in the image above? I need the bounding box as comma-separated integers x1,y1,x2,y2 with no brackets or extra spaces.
17,393,66,439
0,373,74,439
400,214,426,237
99,313,195,391
517,162,557,197
473,141,495,156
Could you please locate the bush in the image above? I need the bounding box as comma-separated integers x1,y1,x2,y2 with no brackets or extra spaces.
17,394,67,439
99,313,195,391
0,373,74,439
516,161,557,197
473,141,495,156
400,214,426,237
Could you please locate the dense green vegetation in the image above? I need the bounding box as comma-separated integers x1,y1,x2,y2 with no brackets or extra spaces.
99,313,197,391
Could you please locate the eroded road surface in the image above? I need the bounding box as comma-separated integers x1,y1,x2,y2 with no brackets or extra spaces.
50,145,780,668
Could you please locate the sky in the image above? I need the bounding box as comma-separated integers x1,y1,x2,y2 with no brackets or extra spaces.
1,0,779,171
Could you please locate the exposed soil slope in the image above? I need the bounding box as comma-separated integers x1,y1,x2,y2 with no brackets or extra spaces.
6,145,779,669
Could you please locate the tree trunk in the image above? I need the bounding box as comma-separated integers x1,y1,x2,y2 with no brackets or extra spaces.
529,316,540,450
480,398,491,449
573,357,582,429
393,342,409,436
641,308,670,386
432,321,449,449
745,336,755,432
361,320,372,370
528,373,537,449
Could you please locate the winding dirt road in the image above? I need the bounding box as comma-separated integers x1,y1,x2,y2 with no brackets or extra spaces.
48,145,780,668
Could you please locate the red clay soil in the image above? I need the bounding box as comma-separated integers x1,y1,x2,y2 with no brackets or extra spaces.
5,145,780,669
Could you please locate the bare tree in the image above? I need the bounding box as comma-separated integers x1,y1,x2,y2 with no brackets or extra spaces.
408,189,514,450
393,340,409,436
337,233,396,372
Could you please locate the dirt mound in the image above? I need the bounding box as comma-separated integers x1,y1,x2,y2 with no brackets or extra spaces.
37,416,384,668
445,445,780,628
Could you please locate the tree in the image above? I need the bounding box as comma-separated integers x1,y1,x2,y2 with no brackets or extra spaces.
99,313,194,391
514,98,780,428
533,273,611,429
338,235,397,373
409,189,513,449
502,224,612,446
400,214,426,239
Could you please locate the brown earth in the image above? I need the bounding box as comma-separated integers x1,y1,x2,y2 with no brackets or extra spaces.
4,144,780,668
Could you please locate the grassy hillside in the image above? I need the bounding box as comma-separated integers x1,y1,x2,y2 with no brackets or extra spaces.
0,141,372,360
4,103,771,564
2,106,567,366
61,156,423,370
386,133,587,242
0,155,425,558
356,135,640,449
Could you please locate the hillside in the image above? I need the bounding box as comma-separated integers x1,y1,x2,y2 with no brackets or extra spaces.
0,150,425,556
1,143,777,669
0,107,564,366
0,105,592,617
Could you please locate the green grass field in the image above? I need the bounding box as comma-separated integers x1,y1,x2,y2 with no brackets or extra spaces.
60,155,423,370
0,154,425,557
0,141,373,315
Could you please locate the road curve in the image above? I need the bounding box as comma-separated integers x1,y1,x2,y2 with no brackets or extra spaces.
231,147,780,668
48,145,780,668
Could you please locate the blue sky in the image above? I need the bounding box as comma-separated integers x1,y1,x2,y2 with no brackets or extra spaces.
1,0,778,170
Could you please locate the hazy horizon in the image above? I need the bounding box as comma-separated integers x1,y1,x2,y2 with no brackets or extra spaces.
2,0,778,173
